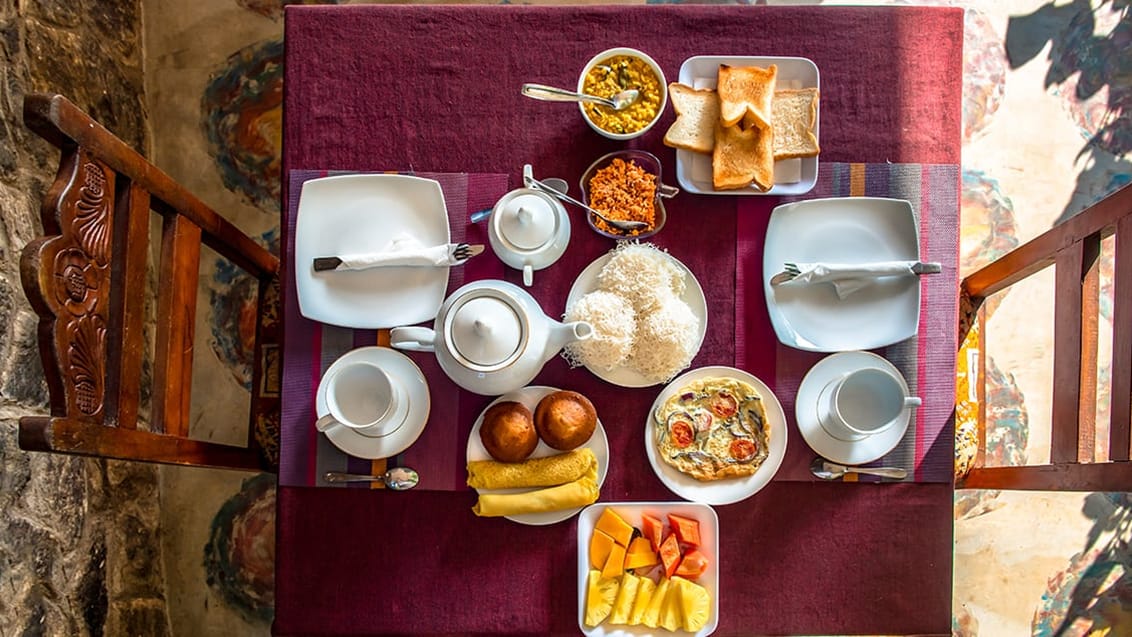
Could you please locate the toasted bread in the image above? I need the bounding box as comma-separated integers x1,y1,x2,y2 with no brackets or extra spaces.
663,83,720,154
717,64,777,130
772,88,820,160
712,122,774,191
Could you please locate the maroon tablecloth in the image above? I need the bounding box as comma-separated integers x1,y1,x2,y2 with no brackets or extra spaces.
277,4,962,635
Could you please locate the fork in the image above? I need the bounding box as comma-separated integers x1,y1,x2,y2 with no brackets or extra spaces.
770,261,941,285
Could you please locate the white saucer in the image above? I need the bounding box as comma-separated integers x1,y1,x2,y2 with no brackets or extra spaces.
295,174,451,329
565,250,707,388
795,351,911,466
763,197,922,352
466,386,610,526
317,347,431,459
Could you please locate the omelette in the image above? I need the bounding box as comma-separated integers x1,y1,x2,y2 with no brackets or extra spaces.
653,376,770,481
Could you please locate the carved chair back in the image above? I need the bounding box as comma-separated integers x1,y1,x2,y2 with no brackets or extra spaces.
958,183,1132,491
18,93,280,471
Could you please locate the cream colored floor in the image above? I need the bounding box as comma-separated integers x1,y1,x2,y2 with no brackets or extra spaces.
143,1,1130,635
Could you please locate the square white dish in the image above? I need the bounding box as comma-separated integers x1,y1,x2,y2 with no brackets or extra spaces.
576,502,719,637
762,197,922,352
675,56,820,196
294,174,451,329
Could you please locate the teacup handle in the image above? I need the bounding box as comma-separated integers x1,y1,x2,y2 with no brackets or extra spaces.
389,326,436,352
904,396,922,408
315,414,342,433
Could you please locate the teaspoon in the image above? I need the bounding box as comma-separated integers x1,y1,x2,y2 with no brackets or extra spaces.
809,457,907,480
521,83,639,111
324,466,420,490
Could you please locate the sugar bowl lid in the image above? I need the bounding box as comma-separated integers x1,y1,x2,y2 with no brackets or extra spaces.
493,191,560,251
446,291,527,369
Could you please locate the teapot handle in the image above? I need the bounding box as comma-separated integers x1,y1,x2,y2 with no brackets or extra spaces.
389,326,437,352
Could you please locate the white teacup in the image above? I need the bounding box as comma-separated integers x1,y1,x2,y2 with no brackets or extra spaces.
316,361,408,438
816,366,921,442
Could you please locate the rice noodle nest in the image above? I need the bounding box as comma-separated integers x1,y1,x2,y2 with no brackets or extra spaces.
595,242,686,313
628,293,700,383
562,290,637,371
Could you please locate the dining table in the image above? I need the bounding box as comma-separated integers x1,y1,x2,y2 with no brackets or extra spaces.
275,4,963,636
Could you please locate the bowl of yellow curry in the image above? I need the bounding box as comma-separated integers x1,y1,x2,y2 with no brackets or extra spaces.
577,48,667,141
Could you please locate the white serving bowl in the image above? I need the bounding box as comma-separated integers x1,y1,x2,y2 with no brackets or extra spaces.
576,47,667,141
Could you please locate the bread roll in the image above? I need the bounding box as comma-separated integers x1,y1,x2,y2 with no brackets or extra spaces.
479,401,538,462
534,391,597,451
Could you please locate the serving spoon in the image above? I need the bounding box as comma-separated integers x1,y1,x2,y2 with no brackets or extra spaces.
521,83,639,111
324,466,420,490
809,457,908,481
523,174,649,232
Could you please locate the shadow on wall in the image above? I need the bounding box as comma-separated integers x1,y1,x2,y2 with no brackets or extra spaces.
1005,0,1132,224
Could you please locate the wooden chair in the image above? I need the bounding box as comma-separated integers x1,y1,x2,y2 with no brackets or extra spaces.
18,93,280,471
958,183,1132,491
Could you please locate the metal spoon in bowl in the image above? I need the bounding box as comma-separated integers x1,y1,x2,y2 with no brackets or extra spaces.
324,466,420,490
809,457,908,481
523,173,649,232
521,83,639,111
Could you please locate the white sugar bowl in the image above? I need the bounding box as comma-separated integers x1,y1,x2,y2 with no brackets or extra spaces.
488,165,571,286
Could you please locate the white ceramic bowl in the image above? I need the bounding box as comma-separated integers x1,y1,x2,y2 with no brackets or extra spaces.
576,47,667,141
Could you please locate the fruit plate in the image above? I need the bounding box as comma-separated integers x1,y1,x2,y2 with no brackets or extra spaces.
576,502,720,636
466,386,610,526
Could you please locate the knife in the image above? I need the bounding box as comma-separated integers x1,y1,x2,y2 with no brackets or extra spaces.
314,243,484,272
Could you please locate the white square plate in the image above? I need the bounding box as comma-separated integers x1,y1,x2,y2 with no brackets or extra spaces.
294,174,450,328
675,56,820,196
762,197,922,351
577,502,719,637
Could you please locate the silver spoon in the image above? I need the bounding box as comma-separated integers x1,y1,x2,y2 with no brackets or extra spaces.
521,83,639,111
324,466,420,490
810,457,907,480
523,174,649,232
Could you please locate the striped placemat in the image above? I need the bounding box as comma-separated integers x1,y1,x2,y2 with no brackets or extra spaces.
279,170,510,489
737,162,959,482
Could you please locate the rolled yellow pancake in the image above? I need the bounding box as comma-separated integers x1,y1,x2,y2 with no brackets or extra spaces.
472,460,599,517
467,448,596,490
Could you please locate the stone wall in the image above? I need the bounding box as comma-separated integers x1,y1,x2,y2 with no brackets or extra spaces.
0,1,169,635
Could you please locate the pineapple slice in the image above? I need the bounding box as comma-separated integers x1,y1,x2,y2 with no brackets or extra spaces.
678,577,713,632
584,570,619,627
641,577,670,628
608,573,640,624
628,576,656,626
658,577,684,632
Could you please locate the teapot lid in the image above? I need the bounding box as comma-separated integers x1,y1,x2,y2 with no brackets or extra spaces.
448,295,524,368
497,193,558,250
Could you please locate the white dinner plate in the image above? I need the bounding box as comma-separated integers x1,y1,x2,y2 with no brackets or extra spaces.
565,251,708,388
762,197,922,352
466,386,610,526
795,351,912,466
317,347,431,459
576,502,720,637
295,174,451,328
645,366,786,506
675,55,820,196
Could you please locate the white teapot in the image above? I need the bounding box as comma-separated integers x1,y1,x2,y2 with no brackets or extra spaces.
389,280,592,395
487,165,571,286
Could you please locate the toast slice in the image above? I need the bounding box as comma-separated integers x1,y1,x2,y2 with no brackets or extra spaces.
712,122,774,191
717,64,777,130
772,88,820,160
663,83,720,154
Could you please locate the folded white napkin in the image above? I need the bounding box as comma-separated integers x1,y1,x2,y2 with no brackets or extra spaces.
336,234,454,270
781,261,918,299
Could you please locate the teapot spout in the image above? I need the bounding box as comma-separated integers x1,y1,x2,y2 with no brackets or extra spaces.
546,319,593,358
